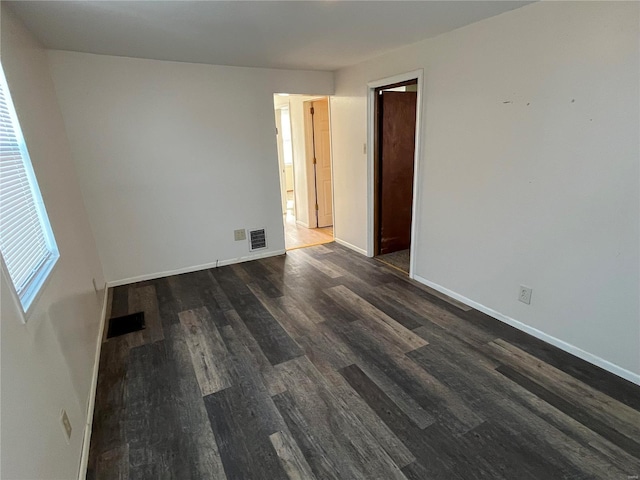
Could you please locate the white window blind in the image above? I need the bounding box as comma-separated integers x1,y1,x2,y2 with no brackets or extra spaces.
0,64,58,312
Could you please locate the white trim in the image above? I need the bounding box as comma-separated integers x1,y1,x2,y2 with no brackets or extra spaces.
327,97,337,240
274,106,289,215
106,249,287,287
366,69,424,281
334,237,368,256
77,283,109,480
413,274,640,386
295,219,310,228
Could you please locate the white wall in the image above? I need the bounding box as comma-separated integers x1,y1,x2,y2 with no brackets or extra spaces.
1,6,106,479
331,1,640,380
47,51,333,284
331,95,368,249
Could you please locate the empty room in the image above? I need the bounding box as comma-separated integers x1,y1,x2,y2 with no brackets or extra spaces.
0,1,638,479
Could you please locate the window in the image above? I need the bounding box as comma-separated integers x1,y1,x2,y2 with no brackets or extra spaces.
0,63,58,314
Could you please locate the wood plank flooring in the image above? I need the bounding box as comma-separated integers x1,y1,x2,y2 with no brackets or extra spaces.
87,243,640,480
284,213,333,250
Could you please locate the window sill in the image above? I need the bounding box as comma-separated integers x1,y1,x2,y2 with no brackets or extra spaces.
19,254,60,322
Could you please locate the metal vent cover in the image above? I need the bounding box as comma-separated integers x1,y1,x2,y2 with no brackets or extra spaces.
248,228,267,251
107,311,145,339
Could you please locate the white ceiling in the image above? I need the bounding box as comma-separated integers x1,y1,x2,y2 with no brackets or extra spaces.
6,1,533,71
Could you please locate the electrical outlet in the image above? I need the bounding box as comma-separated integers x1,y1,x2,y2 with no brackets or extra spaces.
60,409,72,443
234,229,246,241
518,285,532,305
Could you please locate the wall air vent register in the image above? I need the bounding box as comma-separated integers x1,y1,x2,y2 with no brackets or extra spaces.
248,228,267,251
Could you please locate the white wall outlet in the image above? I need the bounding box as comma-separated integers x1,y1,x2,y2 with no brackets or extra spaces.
60,409,72,443
234,229,246,241
519,285,532,305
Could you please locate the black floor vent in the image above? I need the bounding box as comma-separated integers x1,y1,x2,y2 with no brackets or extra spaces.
107,312,145,339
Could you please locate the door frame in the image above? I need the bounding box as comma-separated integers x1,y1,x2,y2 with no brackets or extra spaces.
274,105,289,215
366,69,424,279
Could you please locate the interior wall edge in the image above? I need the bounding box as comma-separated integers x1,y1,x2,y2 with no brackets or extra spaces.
413,274,640,386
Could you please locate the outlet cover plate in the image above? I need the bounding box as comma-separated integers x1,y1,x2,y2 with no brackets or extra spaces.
519,285,532,305
234,229,246,241
60,409,72,443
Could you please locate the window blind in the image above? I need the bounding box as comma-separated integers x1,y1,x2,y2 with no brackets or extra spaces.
0,65,57,306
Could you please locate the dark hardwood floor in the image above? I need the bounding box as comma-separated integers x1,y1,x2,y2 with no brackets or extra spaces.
87,242,640,480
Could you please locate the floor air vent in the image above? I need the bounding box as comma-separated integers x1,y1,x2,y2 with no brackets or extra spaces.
248,228,267,251
107,312,145,339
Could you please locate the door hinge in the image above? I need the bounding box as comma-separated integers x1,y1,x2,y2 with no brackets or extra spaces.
310,107,315,115
275,127,278,135
313,158,317,165
315,203,319,211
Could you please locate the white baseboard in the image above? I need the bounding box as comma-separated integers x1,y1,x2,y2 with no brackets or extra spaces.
334,238,368,256
78,285,109,480
413,275,640,386
106,249,287,287
295,220,310,228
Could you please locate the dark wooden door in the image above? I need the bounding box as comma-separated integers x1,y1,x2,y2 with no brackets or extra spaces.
378,91,417,255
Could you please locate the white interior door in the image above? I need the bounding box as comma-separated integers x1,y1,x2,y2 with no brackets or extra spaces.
312,99,333,228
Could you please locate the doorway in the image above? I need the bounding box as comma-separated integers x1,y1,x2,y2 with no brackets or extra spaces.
369,74,422,275
273,94,334,250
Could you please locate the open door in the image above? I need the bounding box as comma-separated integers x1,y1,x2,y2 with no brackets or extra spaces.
305,98,333,228
374,82,418,272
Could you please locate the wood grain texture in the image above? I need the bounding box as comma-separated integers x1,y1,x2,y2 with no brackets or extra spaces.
87,338,129,475
274,356,409,480
269,430,318,480
165,324,227,480
357,360,435,430
284,212,333,250
88,243,640,480
179,307,233,396
325,284,427,353
288,248,348,279
314,363,416,469
488,339,640,457
407,337,639,478
211,266,303,366
272,390,343,480
94,445,129,480
380,282,495,348
204,325,290,480
129,284,165,344
223,308,287,397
